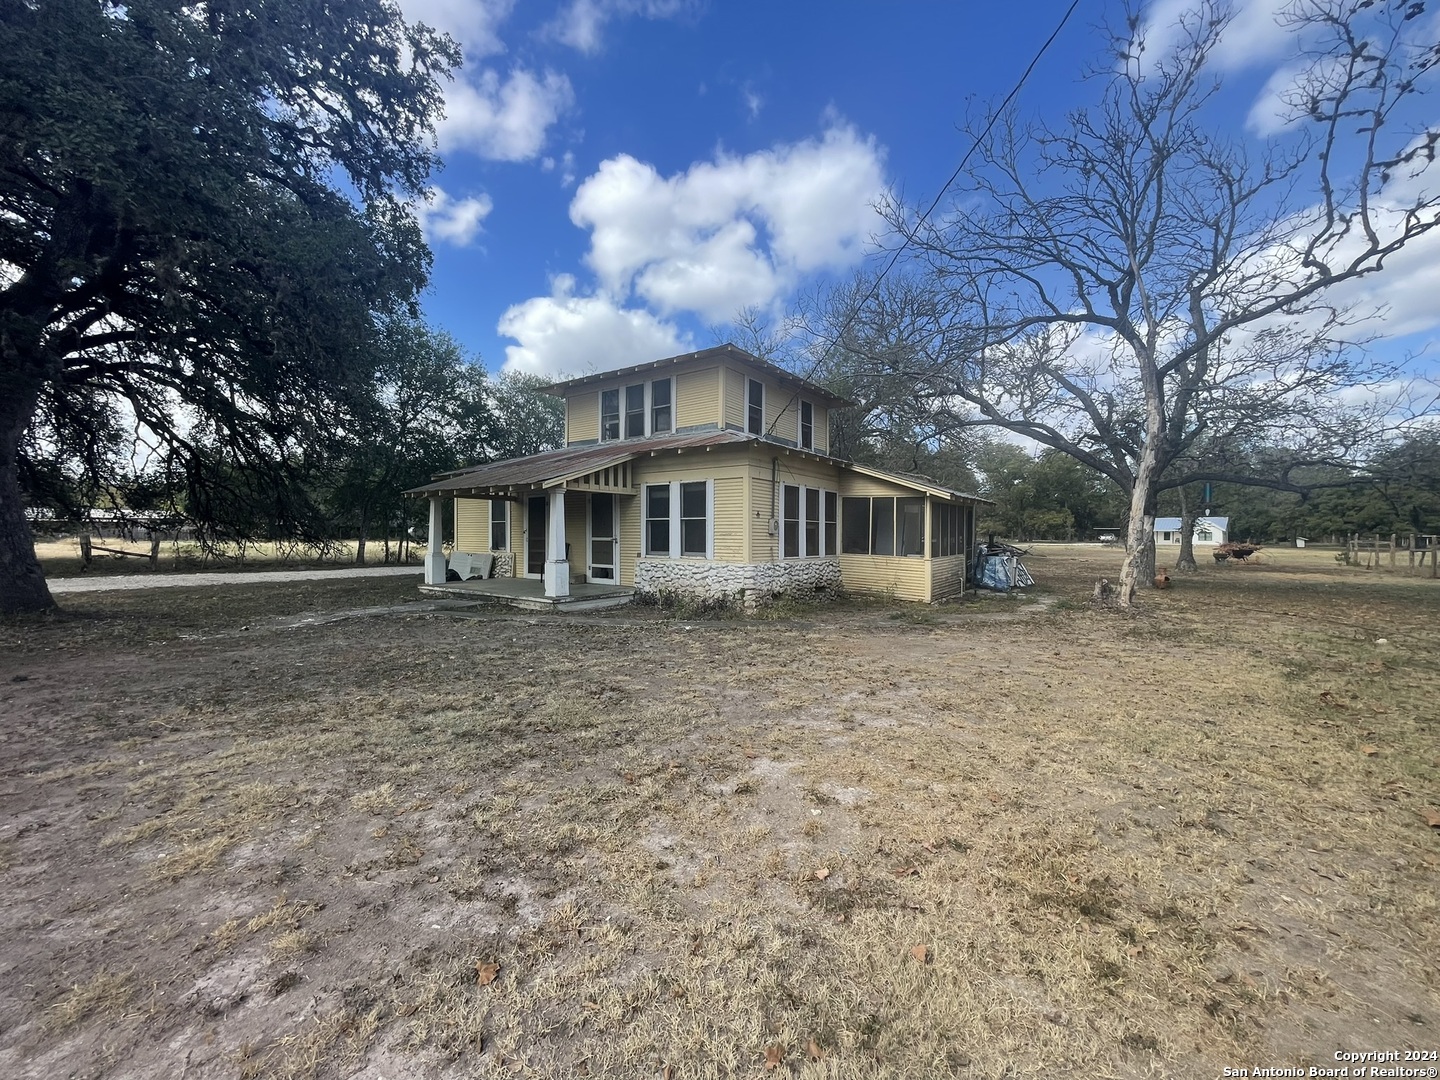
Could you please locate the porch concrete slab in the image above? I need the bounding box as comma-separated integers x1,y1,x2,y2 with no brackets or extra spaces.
418,576,633,613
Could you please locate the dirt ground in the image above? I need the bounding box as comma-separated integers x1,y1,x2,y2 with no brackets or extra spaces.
1,547,1437,1079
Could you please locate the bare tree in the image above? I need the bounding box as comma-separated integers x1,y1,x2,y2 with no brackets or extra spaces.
872,0,1439,605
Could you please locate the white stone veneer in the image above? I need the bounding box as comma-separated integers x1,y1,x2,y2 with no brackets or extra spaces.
490,551,514,577
634,557,841,606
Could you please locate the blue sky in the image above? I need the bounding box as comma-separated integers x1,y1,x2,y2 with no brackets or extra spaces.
398,0,1440,393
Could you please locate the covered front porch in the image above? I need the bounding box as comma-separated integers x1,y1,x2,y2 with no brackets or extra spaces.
418,575,635,612
407,441,646,601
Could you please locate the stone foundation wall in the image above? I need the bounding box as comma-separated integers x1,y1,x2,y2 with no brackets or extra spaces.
491,551,514,577
634,557,841,607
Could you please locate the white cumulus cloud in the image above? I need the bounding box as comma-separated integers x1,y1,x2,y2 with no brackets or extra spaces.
414,187,494,246
568,123,888,321
497,275,690,378
397,0,514,59
547,0,695,54
438,68,574,163
1136,0,1296,74
395,0,572,163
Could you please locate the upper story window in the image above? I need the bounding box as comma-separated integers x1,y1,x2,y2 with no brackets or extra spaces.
599,379,672,441
651,378,672,433
600,388,620,441
800,400,814,450
747,378,764,436
625,383,646,438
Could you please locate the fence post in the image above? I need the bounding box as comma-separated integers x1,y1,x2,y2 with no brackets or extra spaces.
1390,533,1397,568
149,536,161,571
1410,533,1417,571
79,533,92,570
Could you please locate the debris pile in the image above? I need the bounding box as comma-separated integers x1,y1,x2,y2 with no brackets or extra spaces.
973,540,1035,591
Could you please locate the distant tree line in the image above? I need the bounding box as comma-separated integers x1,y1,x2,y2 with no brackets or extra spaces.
23,316,564,563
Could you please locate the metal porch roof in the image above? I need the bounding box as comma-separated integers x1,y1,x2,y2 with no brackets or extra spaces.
403,430,752,497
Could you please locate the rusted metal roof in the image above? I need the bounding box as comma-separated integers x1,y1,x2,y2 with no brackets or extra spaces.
403,430,753,497
541,343,854,408
406,429,990,505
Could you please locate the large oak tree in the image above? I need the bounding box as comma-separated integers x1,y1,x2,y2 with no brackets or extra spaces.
872,0,1439,604
0,0,458,613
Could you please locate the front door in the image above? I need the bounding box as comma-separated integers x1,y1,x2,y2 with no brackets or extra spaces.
526,496,546,576
588,493,617,582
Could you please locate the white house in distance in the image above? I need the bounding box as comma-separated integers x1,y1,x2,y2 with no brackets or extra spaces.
1154,516,1230,546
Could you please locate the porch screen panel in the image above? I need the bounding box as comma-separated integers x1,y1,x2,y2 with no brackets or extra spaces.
824,491,838,555
680,482,707,557
897,497,925,556
804,488,821,556
600,389,620,441
841,497,870,554
871,497,896,556
782,484,800,558
645,484,670,554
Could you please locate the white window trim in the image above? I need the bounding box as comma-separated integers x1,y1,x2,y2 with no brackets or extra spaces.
490,499,509,552
599,378,676,441
599,387,621,442
747,378,764,436
780,484,836,559
651,376,673,434
644,479,715,560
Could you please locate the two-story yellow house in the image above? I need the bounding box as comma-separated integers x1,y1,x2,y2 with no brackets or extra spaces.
407,344,984,607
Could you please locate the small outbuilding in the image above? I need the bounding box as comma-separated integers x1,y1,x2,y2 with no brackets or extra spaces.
1154,516,1230,547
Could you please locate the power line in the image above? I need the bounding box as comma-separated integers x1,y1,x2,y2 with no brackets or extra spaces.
763,0,1082,442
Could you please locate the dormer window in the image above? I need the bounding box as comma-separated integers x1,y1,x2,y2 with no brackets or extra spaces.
625,383,645,438
600,389,620,441
800,400,814,450
651,378,672,433
747,378,764,436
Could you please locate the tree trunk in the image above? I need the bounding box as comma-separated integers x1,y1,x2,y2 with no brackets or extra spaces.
1174,485,1198,572
1117,447,1161,607
355,511,368,566
0,385,56,615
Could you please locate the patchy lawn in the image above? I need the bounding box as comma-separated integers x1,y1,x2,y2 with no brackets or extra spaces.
1,549,1436,1079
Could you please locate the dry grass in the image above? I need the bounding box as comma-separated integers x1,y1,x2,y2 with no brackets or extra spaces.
2,552,1437,1079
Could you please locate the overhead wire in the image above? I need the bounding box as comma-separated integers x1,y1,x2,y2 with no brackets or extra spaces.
762,0,1083,442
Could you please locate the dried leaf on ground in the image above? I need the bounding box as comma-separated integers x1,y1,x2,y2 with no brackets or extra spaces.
1360,744,1379,756
476,961,501,986
910,944,930,963
891,865,918,878
807,1037,826,1061
763,1043,784,1070
1424,808,1440,828
813,867,830,881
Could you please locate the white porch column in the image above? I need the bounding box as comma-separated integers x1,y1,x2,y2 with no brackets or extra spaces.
542,487,569,598
424,495,446,585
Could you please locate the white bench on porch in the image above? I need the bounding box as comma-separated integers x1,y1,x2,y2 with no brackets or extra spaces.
448,551,494,581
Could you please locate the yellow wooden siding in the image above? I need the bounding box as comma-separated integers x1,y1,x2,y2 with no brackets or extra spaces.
723,367,746,430
930,552,967,599
770,393,798,444
617,494,640,586
746,447,847,564
455,498,489,552
564,491,587,573
629,448,751,564
566,391,599,444
839,554,931,601
814,404,829,455
838,473,919,498
675,367,721,430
